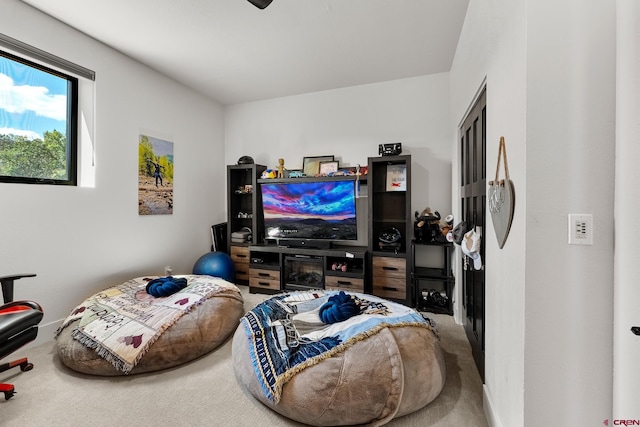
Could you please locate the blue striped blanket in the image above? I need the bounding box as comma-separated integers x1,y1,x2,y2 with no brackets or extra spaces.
239,290,436,403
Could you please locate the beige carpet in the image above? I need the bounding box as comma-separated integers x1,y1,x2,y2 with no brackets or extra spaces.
1,287,488,426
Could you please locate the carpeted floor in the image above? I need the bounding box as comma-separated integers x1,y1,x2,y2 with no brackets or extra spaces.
1,287,488,426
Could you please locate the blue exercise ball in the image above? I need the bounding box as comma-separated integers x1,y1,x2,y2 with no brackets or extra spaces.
192,251,236,282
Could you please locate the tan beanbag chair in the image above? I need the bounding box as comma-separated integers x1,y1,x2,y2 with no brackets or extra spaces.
232,292,445,426
56,276,244,376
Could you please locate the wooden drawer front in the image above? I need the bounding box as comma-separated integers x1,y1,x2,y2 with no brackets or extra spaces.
235,267,250,282
372,256,406,300
230,246,250,265
325,276,364,293
372,256,406,279
250,269,280,291
231,246,250,282
372,277,406,300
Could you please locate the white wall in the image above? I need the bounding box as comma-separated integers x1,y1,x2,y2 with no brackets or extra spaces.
451,0,616,426
614,0,640,419
450,1,528,425
1,1,226,341
224,74,454,249
525,2,615,426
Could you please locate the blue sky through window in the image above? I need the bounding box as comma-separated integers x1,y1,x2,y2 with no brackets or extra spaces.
0,53,67,140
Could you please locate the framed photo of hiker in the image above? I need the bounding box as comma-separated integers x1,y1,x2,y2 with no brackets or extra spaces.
138,134,174,215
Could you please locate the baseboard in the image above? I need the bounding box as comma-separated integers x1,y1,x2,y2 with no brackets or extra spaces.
483,385,503,427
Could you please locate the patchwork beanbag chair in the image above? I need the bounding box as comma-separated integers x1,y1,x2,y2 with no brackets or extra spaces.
56,275,243,376
232,290,445,426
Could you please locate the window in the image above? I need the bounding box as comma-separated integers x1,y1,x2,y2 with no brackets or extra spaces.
0,49,78,185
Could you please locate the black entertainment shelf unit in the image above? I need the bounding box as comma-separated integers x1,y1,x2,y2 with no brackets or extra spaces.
224,158,457,311
368,155,412,306
411,240,454,315
227,164,267,285
248,244,367,295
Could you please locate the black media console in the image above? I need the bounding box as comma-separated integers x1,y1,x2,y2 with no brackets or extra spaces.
266,239,333,250
248,244,367,295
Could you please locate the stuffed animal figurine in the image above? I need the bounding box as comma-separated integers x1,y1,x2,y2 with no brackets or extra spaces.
261,169,277,179
414,208,454,243
439,214,454,239
277,158,285,178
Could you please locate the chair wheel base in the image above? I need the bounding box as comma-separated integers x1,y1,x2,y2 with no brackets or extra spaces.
20,362,33,372
0,384,15,400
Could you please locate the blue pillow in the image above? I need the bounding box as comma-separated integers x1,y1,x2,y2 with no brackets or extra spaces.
145,276,188,298
318,291,360,324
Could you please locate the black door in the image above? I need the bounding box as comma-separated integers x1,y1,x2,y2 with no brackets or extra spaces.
460,88,486,380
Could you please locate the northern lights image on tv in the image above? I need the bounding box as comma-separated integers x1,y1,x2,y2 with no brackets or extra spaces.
261,180,357,240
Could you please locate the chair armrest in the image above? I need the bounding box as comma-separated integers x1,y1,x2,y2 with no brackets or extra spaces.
0,274,37,304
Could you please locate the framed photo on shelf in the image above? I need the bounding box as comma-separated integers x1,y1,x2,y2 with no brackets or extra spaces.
319,160,339,175
386,164,407,191
303,155,334,177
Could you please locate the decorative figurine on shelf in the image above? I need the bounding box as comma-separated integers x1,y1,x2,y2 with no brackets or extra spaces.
440,214,454,241
414,207,444,243
261,169,277,179
277,158,285,178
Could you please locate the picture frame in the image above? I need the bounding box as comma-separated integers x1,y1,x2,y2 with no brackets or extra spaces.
319,160,339,175
386,164,407,191
138,134,174,216
303,155,334,177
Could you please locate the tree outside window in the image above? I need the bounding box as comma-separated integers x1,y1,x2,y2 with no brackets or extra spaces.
0,49,77,185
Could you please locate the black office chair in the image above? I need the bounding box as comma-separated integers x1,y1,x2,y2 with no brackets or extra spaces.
0,274,43,400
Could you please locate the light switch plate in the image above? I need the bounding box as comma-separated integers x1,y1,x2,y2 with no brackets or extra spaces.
568,214,593,245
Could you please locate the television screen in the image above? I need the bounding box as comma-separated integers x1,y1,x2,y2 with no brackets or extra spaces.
261,179,357,241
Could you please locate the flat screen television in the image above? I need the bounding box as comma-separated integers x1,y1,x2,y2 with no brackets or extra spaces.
260,178,357,245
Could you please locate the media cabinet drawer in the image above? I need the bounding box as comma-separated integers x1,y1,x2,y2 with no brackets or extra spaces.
372,256,406,279
235,268,250,282
372,278,406,300
325,275,364,293
230,246,250,283
249,268,281,291
230,246,250,264
372,256,406,300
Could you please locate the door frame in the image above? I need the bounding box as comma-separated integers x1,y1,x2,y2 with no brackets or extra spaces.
456,82,487,381
454,81,487,326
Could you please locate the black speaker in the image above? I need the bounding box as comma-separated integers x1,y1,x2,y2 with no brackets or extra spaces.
248,0,273,9
379,143,402,156
211,222,228,253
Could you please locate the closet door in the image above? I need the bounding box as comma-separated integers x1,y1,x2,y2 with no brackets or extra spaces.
460,88,486,380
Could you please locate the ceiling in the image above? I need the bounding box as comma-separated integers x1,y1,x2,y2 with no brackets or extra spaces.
21,0,469,105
